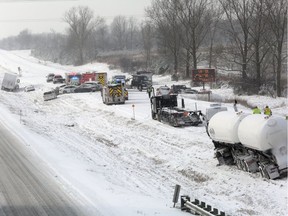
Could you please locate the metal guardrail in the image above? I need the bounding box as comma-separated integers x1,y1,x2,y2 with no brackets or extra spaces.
173,184,228,216
180,195,227,216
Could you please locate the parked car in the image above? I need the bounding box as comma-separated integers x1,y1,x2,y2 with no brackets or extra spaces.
53,75,65,84
24,85,35,92
156,85,171,96
53,84,66,95
46,73,55,82
74,84,96,93
171,85,188,94
59,85,77,94
43,90,57,101
84,81,103,91
182,88,198,94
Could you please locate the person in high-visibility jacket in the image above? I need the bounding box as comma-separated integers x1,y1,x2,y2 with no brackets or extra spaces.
252,106,261,114
263,106,272,116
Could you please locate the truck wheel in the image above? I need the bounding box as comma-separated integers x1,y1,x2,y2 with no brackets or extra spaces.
170,116,178,127
190,113,200,126
151,111,156,120
157,111,161,122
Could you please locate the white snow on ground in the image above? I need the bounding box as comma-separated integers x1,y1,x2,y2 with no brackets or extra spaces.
0,49,287,216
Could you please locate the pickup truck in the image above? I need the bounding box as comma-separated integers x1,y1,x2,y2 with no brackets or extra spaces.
53,75,65,84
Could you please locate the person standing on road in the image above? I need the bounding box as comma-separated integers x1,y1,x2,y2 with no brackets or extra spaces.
147,85,152,98
233,99,238,112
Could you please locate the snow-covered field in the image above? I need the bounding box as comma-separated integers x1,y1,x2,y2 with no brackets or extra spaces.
0,49,287,216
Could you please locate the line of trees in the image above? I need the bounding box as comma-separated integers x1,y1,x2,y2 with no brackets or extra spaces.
146,0,287,96
0,1,286,97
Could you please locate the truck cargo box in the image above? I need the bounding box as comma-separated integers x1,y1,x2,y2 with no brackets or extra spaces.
1,73,19,91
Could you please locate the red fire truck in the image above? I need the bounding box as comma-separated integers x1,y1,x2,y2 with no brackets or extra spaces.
65,72,82,85
80,72,97,83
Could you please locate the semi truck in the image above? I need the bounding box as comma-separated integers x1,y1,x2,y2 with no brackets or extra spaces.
207,111,287,179
1,73,20,92
150,93,203,127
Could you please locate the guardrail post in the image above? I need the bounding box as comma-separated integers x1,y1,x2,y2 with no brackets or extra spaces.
211,208,218,215
200,201,206,208
180,195,190,212
173,184,181,207
205,205,212,212
192,199,199,205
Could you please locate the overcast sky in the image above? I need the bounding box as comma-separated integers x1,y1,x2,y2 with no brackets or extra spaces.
0,0,152,39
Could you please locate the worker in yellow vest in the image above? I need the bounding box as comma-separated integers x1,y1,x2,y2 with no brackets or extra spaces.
263,106,272,116
252,106,261,114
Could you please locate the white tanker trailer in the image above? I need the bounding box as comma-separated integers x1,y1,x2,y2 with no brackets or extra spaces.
207,111,287,179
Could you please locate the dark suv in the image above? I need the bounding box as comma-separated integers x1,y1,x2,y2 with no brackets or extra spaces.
131,75,151,91
170,85,187,94
46,73,55,82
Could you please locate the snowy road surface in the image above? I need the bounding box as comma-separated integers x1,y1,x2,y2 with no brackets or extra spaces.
0,121,98,216
0,50,287,216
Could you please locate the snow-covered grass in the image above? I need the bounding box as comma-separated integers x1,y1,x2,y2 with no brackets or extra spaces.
0,49,287,216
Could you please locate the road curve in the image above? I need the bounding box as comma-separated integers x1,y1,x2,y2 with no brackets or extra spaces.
0,122,88,216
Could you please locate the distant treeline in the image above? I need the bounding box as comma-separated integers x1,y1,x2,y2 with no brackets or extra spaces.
0,0,286,97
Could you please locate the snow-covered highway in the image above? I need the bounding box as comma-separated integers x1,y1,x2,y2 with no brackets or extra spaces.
0,50,287,216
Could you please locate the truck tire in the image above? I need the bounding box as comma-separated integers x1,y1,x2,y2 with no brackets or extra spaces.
157,111,161,122
151,111,156,120
170,116,178,127
190,113,201,126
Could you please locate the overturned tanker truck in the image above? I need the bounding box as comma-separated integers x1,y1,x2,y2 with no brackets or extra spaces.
207,111,287,179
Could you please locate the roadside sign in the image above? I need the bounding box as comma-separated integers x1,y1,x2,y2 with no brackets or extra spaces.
192,69,215,82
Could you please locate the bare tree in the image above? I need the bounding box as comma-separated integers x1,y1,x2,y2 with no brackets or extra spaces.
248,0,271,89
175,0,215,77
64,6,102,65
219,0,254,80
92,19,109,52
265,0,287,96
146,0,182,75
141,21,154,70
127,17,139,50
111,16,128,50
207,4,224,69
17,29,32,50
